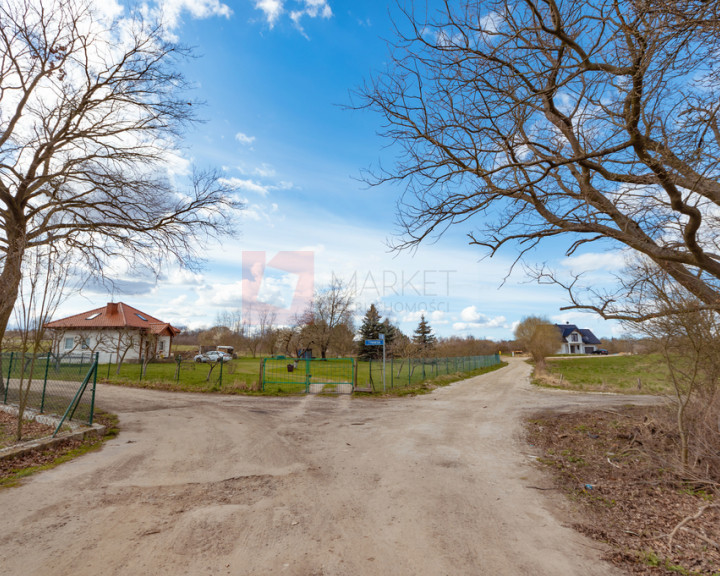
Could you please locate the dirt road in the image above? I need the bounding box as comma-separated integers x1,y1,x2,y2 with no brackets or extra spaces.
0,358,658,575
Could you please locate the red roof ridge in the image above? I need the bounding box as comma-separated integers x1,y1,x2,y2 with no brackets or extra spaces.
44,302,179,334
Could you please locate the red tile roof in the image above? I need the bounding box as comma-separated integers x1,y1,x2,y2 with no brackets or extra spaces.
44,302,181,336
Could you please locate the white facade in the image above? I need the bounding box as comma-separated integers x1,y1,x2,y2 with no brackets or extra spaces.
557,329,598,354
53,329,173,364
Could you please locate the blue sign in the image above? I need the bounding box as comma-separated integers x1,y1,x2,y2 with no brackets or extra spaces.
364,339,383,346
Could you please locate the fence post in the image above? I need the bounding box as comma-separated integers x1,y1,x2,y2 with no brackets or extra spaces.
259,359,265,391
390,358,394,389
4,351,13,403
422,357,426,379
218,358,224,387
305,357,311,394
40,353,51,413
89,353,99,425
106,354,112,380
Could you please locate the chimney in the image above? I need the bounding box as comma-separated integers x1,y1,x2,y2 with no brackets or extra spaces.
106,302,118,315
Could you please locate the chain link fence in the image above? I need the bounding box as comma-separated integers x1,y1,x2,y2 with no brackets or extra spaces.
359,353,502,392
0,352,98,427
261,357,355,394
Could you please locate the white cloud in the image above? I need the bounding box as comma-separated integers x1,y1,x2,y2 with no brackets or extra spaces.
168,268,205,285
453,310,509,332
255,0,284,27
253,163,276,178
460,305,482,322
149,0,232,31
220,176,294,198
169,294,188,307
255,0,332,31
290,0,332,24
221,177,270,196
235,132,256,145
562,251,626,272
550,311,598,326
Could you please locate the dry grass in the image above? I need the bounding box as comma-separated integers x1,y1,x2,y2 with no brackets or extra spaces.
527,404,719,575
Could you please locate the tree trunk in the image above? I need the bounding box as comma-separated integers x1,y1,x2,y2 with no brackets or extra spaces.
0,238,25,349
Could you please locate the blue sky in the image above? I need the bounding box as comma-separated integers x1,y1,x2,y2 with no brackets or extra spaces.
64,0,627,341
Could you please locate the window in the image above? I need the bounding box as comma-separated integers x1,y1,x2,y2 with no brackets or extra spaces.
158,340,164,351
86,312,101,320
64,337,74,350
135,313,147,321
81,338,89,350
571,334,579,342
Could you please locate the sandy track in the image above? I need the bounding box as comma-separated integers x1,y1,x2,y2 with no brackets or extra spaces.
0,358,658,575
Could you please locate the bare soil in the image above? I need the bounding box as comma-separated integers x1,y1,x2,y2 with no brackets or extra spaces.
0,358,663,576
526,407,719,575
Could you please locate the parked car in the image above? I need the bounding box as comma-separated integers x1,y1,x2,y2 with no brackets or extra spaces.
592,349,609,355
194,350,232,363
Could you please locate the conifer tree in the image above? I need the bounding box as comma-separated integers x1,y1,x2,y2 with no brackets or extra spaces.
412,314,436,350
357,304,383,360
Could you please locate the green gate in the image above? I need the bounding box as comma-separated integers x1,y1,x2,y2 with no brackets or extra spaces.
261,357,355,394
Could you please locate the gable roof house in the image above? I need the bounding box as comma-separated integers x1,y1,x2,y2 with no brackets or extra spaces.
44,302,180,364
555,323,602,354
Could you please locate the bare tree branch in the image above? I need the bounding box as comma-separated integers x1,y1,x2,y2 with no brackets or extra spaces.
0,0,241,346
359,0,720,310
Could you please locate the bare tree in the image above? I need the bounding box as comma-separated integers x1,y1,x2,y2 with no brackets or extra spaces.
623,264,720,472
0,0,240,348
241,304,277,358
10,245,73,440
114,328,138,374
275,326,301,357
361,0,720,315
514,316,562,371
299,279,354,358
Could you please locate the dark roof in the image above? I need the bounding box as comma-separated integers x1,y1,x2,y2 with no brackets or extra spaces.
45,302,180,336
578,328,601,345
554,324,601,345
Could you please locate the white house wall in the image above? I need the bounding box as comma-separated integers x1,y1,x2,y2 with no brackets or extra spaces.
54,330,172,364
557,331,591,354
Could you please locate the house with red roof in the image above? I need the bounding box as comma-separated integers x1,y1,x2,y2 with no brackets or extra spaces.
44,302,180,364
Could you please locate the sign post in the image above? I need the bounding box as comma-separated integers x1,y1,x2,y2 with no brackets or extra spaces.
380,333,386,393
364,336,387,393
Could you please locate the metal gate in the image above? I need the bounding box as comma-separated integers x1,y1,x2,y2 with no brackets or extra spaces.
260,357,355,394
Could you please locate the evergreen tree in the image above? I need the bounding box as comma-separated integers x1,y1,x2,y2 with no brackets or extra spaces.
380,318,398,351
413,314,436,350
357,304,383,360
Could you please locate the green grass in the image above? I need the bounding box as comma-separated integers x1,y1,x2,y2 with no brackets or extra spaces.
4,353,504,396
354,361,508,397
98,355,504,395
104,357,261,391
541,354,671,394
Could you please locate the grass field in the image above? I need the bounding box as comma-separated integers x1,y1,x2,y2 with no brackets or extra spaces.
2,352,503,396
97,354,502,395
541,354,671,394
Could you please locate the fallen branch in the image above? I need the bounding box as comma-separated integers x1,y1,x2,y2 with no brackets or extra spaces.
680,527,720,550
668,503,719,552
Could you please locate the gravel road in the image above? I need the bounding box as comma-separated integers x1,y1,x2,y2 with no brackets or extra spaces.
0,358,658,575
